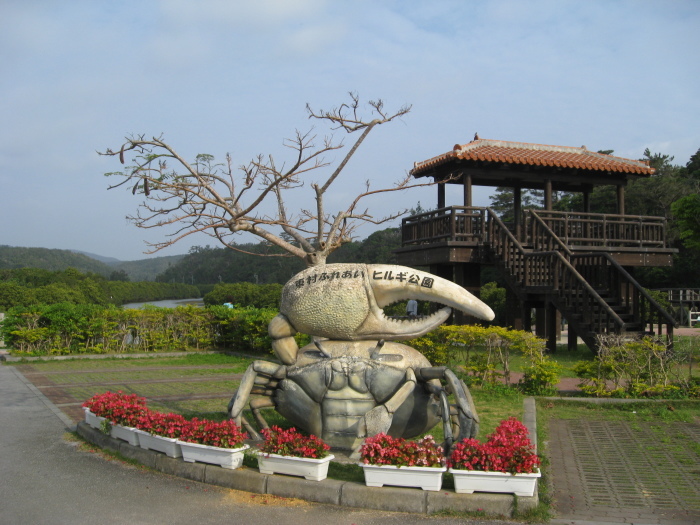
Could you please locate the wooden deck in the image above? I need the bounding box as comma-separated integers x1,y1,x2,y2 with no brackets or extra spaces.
399,207,675,267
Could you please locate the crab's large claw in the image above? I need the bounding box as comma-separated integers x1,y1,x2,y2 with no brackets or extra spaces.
280,263,494,341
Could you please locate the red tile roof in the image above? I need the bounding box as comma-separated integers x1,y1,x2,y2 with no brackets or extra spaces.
411,139,654,176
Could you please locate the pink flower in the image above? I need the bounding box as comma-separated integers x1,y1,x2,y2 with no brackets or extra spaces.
359,433,444,468
258,426,330,459
448,417,539,474
84,391,247,448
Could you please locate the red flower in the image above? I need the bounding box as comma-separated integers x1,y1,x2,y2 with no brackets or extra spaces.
259,426,330,459
84,391,247,448
359,434,443,468
83,391,148,427
448,417,540,474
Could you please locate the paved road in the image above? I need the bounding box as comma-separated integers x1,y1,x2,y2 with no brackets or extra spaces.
0,364,518,525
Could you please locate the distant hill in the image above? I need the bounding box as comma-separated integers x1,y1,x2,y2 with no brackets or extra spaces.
0,246,186,281
0,245,113,275
70,250,121,264
110,254,186,282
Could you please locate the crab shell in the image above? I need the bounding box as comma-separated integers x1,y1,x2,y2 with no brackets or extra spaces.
275,340,441,449
279,263,494,342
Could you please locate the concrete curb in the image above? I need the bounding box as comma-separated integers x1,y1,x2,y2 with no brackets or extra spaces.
76,407,540,518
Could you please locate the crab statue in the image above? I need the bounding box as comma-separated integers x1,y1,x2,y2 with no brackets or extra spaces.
228,263,494,451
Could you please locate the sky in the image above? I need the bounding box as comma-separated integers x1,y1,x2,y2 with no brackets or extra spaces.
2,0,699,262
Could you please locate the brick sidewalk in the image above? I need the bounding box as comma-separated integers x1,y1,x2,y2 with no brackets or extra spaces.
548,418,700,524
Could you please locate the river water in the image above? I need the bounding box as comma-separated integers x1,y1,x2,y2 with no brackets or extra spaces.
121,298,204,309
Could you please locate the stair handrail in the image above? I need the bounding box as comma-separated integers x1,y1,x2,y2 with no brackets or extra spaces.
527,209,677,329
571,252,678,329
486,208,626,328
527,209,573,257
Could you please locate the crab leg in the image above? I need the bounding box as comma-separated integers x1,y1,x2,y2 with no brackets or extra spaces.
229,360,285,427
229,394,262,440
417,367,480,441
250,397,276,430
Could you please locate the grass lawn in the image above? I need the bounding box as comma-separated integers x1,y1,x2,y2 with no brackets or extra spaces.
6,351,528,436
538,397,700,424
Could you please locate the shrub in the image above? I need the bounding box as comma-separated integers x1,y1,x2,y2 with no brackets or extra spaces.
203,282,283,308
574,334,698,398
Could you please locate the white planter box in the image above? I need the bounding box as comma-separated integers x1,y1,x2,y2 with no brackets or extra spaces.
360,463,446,491
83,408,106,430
449,468,541,497
110,424,140,446
134,429,182,458
256,452,334,481
83,409,140,447
176,441,249,469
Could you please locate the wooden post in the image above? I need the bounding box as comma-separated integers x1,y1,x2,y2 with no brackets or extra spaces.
514,187,522,240
437,182,446,209
454,263,481,325
523,303,533,333
463,173,472,207
544,179,553,210
535,307,546,339
546,303,558,353
463,173,473,236
583,189,591,240
505,288,523,330
617,185,625,215
567,324,578,352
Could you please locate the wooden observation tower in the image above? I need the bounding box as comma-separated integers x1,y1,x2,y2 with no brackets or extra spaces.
395,138,677,352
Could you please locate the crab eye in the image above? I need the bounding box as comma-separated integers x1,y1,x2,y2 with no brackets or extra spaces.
303,350,328,359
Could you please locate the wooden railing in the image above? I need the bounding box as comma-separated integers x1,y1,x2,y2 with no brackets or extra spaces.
660,288,700,303
527,211,676,338
572,253,676,337
487,209,626,348
401,207,486,245
526,210,667,249
401,207,670,251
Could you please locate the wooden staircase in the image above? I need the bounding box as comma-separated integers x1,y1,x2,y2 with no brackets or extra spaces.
486,209,676,352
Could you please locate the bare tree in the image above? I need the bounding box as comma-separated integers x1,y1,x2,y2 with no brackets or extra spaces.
100,93,434,267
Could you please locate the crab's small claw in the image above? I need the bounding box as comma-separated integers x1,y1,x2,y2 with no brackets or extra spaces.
359,368,417,437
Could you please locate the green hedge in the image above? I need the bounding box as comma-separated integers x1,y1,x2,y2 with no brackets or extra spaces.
0,303,284,356
203,282,283,308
